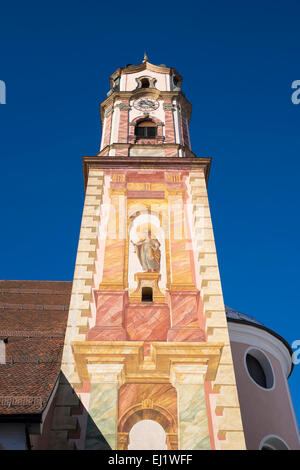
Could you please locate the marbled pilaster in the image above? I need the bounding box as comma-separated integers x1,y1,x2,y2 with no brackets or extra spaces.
171,364,211,450
85,364,124,450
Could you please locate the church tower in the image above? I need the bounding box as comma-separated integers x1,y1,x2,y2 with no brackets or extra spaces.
50,57,246,450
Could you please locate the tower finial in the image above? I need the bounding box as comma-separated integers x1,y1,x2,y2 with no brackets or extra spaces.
143,52,149,63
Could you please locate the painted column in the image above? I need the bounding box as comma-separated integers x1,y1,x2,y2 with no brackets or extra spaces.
85,364,124,450
167,190,194,289
171,364,211,450
100,186,127,290
102,106,114,150
88,181,128,340
163,101,175,143
117,102,130,143
118,432,129,450
166,186,204,341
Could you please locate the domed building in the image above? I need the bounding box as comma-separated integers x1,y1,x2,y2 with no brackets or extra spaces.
0,58,299,450
225,306,299,449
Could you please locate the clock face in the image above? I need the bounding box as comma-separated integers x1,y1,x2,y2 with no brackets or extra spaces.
134,97,159,111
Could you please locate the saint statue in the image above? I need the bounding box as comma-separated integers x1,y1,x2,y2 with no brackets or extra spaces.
132,231,161,273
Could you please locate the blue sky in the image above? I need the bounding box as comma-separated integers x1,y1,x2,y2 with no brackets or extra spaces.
0,0,300,433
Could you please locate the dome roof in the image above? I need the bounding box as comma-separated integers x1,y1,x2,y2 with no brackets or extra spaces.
225,305,263,326
225,305,293,377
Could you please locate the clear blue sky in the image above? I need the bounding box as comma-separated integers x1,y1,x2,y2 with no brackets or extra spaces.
1,0,300,432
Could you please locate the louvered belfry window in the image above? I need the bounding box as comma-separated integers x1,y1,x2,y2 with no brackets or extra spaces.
135,120,157,138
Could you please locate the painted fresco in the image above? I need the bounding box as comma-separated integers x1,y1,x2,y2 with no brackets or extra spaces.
50,60,245,451
67,169,222,450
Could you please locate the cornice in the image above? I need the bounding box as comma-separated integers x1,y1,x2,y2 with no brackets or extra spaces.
82,155,211,190
100,91,191,122
109,61,182,82
98,143,195,154
71,340,222,384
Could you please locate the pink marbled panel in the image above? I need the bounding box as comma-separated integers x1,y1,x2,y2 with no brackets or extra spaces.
167,291,205,342
87,326,127,341
87,291,127,340
94,291,126,327
169,291,199,328
167,326,205,342
125,303,170,341
126,171,165,183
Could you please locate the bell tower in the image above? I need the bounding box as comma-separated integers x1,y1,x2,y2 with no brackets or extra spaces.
99,55,191,158
50,57,246,450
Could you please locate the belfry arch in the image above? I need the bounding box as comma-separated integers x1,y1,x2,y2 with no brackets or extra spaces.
118,401,178,450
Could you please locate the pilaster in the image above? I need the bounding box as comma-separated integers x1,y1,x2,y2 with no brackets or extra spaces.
171,364,211,450
99,186,127,290
85,364,125,450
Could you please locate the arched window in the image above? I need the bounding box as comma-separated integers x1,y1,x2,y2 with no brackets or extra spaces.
135,120,157,138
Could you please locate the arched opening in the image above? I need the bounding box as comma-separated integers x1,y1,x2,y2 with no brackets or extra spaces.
142,287,153,302
260,436,289,450
141,78,150,88
118,397,178,450
135,76,156,90
128,420,168,450
173,75,179,87
135,120,157,139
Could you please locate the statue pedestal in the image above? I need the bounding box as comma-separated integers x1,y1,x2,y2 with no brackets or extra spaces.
129,272,165,303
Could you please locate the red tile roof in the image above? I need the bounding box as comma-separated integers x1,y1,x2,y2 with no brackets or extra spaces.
0,280,72,416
